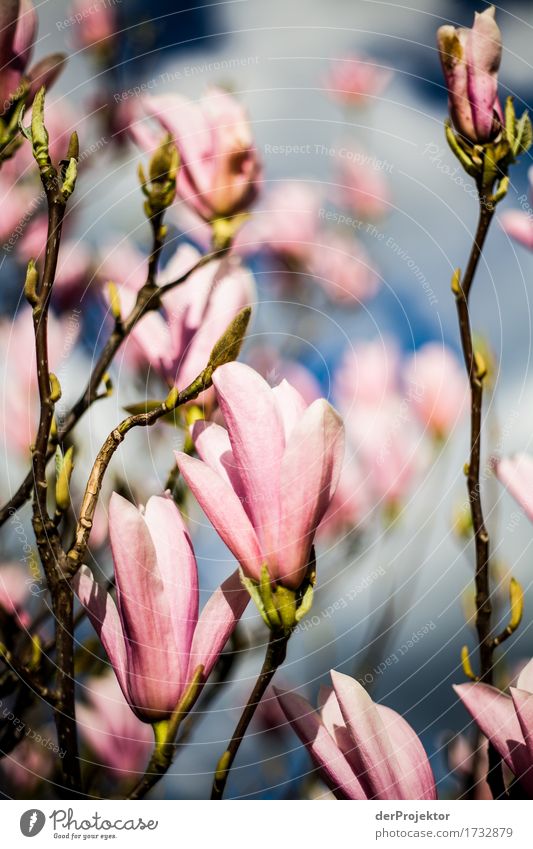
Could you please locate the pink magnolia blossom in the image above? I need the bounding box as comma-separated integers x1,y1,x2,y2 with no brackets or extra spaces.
437,6,502,144
0,307,78,457
318,456,371,539
334,341,424,509
309,233,379,304
276,670,436,799
0,0,64,113
454,658,533,796
0,563,29,627
73,492,249,722
0,737,53,793
77,672,153,777
337,154,391,220
239,182,322,264
70,0,118,51
246,346,322,406
404,343,468,440
131,88,261,222
176,362,345,590
325,56,391,107
99,241,255,392
496,453,533,521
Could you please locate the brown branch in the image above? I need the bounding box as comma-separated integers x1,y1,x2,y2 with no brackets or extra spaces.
453,191,505,799
211,629,291,800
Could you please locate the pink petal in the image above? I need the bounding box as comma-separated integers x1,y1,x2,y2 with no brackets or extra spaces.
275,688,366,799
187,569,249,681
175,451,263,580
496,454,533,522
454,683,533,793
517,659,533,693
511,688,533,768
278,400,344,588
71,565,128,699
466,7,502,142
192,420,245,497
375,705,436,800
213,362,286,573
331,670,405,799
272,379,308,442
144,495,199,660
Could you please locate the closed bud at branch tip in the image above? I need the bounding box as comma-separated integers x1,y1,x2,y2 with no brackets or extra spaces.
461,646,478,681
107,282,121,321
509,576,524,631
49,373,61,403
30,87,53,177
24,258,39,305
61,157,77,200
451,267,461,295
55,446,74,512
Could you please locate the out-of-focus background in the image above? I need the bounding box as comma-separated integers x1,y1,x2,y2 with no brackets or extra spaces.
2,0,533,799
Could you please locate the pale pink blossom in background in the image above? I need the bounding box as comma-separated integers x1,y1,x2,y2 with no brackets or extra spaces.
500,170,533,250
437,6,502,143
238,182,321,264
131,87,261,222
276,670,436,799
325,55,392,106
443,733,491,800
0,737,53,793
74,493,249,721
334,339,400,411
0,308,79,457
496,453,533,521
404,343,468,439
70,0,118,51
0,563,30,628
336,154,391,220
77,672,153,777
177,362,345,589
318,456,372,539
309,232,379,304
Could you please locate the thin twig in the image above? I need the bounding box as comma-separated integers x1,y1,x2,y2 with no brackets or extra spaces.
211,629,291,800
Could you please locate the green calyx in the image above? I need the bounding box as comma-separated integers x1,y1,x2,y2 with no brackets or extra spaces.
444,99,532,202
241,560,316,635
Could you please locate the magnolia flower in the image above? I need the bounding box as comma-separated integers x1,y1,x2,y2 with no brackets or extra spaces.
0,307,79,458
437,6,502,144
176,362,344,590
496,453,533,521
276,670,436,799
73,492,249,722
336,154,391,220
308,233,379,304
404,343,468,440
0,0,64,113
77,672,153,777
0,563,29,628
70,0,118,51
0,737,53,793
325,56,391,106
131,88,261,222
454,658,533,795
99,241,254,393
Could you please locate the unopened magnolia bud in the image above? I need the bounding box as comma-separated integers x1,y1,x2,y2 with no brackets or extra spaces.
61,157,77,200
451,267,461,296
149,134,179,184
509,576,524,631
49,373,61,403
460,646,477,681
24,259,39,305
31,87,53,177
207,306,252,375
55,445,74,512
165,386,179,410
66,130,79,162
107,282,121,321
